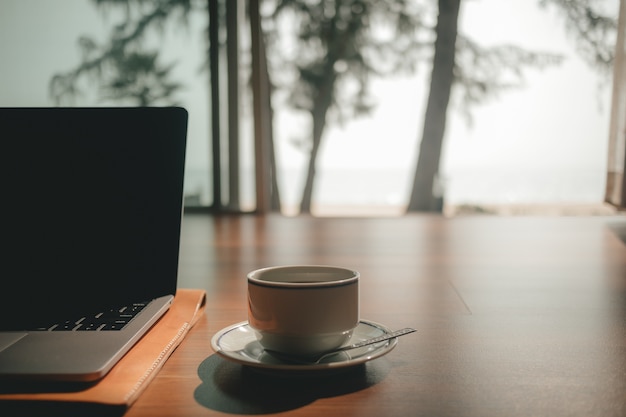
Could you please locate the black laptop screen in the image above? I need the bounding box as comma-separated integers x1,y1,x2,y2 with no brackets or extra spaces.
0,107,188,330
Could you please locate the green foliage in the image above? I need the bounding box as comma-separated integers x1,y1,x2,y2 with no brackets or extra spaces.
454,37,564,121
50,0,198,106
264,0,430,126
539,0,617,72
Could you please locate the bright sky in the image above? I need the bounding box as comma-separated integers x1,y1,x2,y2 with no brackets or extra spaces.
308,0,613,173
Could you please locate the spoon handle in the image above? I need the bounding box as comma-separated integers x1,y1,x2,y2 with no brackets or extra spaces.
341,327,416,351
265,327,417,365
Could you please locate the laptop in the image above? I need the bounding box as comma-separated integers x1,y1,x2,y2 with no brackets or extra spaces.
0,107,188,384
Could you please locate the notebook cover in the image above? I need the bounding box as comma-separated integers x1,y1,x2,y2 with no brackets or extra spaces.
0,288,206,408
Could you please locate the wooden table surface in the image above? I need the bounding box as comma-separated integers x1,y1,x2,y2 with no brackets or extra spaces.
124,213,626,417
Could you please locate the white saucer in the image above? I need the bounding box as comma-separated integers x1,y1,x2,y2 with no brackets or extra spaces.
211,320,398,372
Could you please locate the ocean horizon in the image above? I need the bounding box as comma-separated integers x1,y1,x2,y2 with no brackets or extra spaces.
183,167,608,213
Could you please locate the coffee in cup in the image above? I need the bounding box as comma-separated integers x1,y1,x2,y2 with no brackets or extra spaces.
247,265,359,357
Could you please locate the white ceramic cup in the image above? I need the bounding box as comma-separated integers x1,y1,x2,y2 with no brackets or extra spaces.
247,265,359,357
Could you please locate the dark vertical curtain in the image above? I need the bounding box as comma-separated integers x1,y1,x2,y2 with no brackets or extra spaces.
208,0,222,209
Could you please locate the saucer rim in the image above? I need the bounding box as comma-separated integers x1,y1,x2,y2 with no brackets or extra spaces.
211,319,397,372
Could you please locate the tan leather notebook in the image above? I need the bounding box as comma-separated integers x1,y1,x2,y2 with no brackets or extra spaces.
0,289,206,412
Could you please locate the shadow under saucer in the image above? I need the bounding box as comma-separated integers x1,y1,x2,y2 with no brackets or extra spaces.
194,353,392,414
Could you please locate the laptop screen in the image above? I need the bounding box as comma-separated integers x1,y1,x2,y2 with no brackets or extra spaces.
0,107,188,330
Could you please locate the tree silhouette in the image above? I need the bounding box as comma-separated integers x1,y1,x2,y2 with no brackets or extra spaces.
51,0,616,214
50,0,277,211
407,0,616,211
263,0,428,213
50,0,191,106
407,0,565,211
540,0,616,72
263,0,573,213
407,0,459,212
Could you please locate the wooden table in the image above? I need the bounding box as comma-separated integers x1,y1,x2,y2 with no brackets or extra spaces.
126,213,626,417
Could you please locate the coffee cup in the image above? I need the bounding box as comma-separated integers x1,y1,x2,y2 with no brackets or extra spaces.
247,265,359,357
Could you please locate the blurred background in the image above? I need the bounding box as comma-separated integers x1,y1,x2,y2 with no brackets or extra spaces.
0,0,620,216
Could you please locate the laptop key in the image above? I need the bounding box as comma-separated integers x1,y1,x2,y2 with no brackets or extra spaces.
43,301,149,331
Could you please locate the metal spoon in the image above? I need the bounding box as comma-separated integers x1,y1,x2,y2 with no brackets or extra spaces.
265,327,416,365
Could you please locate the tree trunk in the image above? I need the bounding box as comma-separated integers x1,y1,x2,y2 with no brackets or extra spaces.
259,23,281,211
299,63,335,214
299,103,328,214
407,0,461,212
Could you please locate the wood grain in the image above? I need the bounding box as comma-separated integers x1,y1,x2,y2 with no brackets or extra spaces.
123,213,626,417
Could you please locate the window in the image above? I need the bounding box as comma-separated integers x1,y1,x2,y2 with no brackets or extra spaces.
2,0,621,216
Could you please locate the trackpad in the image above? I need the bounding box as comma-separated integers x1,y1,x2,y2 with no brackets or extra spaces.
0,333,27,353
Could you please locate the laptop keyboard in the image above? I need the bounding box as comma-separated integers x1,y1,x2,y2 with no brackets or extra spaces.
34,302,148,331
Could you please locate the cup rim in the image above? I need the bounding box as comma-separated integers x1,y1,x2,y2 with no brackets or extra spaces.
247,265,359,288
